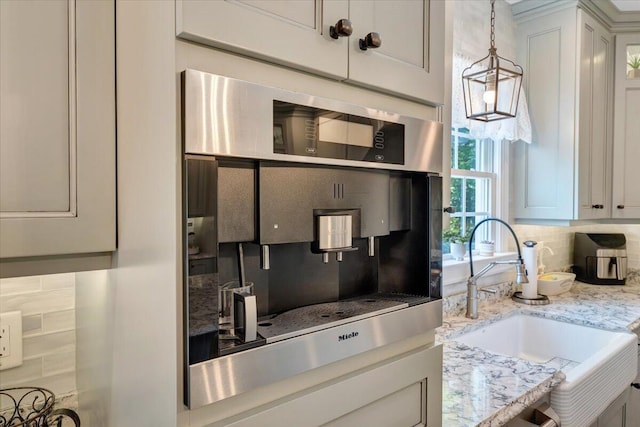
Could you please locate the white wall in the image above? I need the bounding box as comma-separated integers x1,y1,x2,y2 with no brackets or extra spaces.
453,0,517,60
110,1,178,426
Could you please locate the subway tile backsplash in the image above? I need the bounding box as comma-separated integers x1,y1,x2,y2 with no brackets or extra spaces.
512,224,640,272
0,273,76,398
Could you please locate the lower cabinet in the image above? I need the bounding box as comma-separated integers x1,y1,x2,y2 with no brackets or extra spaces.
222,344,442,427
323,382,425,427
506,385,634,427
627,349,640,427
591,388,630,427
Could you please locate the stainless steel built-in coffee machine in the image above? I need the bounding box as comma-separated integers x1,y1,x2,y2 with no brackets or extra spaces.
182,70,443,408
573,233,627,285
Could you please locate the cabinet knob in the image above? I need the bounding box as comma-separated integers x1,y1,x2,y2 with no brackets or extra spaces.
359,32,381,51
443,207,455,214
591,204,604,209
617,204,625,209
330,19,353,39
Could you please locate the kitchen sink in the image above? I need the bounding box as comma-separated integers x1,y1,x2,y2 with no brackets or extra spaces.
453,314,638,427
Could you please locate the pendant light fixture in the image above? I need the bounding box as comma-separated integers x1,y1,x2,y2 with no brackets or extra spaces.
462,0,523,122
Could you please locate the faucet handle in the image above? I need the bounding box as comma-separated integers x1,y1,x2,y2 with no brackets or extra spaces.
480,287,498,294
514,261,529,285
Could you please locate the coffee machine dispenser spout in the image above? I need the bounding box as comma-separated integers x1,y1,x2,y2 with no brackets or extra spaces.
368,236,375,257
261,245,270,270
315,214,358,263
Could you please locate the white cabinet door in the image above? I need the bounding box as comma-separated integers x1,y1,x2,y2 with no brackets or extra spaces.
177,0,349,79
1,1,70,214
321,382,425,427
576,10,613,220
596,388,629,427
348,0,444,105
627,350,640,426
0,0,115,259
512,8,576,220
512,7,613,222
177,0,444,104
223,344,442,427
612,33,640,219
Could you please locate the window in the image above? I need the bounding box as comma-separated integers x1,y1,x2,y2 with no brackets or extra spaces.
445,128,496,255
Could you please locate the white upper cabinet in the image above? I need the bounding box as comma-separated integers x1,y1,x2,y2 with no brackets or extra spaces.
176,0,444,105
512,7,613,221
0,0,115,261
176,0,349,79
576,11,613,220
612,33,640,219
347,0,444,104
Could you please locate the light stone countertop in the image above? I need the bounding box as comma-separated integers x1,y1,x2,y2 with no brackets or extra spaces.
437,278,640,427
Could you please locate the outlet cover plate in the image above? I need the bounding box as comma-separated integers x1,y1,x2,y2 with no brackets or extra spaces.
0,311,23,370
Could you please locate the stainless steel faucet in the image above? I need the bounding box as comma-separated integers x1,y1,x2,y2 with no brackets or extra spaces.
466,260,528,319
465,218,528,319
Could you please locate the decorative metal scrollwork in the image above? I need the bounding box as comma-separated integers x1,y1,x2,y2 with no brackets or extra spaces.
0,387,80,427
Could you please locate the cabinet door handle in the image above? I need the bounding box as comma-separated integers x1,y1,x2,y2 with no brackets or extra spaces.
632,383,640,389
330,19,353,39
591,204,604,209
359,32,381,50
617,204,625,209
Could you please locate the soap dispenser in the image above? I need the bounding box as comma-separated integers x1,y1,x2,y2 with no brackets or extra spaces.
521,240,538,299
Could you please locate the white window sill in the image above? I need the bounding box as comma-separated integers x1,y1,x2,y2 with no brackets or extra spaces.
442,252,518,296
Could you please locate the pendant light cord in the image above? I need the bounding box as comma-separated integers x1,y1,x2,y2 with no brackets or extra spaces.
489,0,496,54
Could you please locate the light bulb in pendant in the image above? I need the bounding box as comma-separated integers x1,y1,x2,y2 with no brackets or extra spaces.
483,73,496,105
483,89,496,104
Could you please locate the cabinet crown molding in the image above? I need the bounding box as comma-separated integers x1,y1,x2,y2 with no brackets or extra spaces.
511,0,640,32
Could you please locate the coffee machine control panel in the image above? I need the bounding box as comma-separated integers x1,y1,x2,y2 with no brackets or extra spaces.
273,100,405,165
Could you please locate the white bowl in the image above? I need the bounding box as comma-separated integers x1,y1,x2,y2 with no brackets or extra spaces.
537,272,576,295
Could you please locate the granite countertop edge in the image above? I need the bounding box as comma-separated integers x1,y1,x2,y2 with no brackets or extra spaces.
438,280,640,427
477,373,565,427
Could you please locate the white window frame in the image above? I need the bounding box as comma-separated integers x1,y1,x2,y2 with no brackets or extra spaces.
443,129,513,293
448,128,496,253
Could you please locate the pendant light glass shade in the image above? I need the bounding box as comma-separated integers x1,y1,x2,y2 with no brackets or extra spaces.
462,0,523,122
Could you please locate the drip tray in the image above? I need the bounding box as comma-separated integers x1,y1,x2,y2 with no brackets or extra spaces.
257,294,422,344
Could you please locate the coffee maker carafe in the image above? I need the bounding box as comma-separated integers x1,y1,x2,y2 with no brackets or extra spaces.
573,233,627,285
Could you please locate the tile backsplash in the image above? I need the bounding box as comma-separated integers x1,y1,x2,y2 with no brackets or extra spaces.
443,223,640,297
512,224,640,272
0,273,76,398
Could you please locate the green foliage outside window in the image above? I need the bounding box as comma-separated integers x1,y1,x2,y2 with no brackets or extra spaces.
447,128,492,255
443,226,472,244
450,128,477,216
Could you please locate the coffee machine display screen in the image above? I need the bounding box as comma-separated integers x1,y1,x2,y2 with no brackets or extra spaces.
273,100,404,165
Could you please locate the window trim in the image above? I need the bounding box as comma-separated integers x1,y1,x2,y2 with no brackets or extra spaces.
446,128,498,257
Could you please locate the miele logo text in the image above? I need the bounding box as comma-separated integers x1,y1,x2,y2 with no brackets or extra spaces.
338,332,359,342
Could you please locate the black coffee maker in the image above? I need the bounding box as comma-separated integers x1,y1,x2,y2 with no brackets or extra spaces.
573,233,627,285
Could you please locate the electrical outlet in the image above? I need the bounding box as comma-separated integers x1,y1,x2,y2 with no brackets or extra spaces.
0,311,23,370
